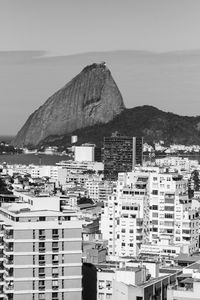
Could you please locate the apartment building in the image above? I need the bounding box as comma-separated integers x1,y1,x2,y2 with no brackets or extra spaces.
29,166,59,181
103,132,143,181
148,172,199,253
84,179,113,202
0,206,82,300
101,173,150,258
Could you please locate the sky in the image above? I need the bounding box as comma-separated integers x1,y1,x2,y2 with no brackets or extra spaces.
1,0,200,54
1,0,200,135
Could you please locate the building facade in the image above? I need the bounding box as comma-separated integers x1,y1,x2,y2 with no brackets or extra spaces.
0,207,82,300
103,133,143,181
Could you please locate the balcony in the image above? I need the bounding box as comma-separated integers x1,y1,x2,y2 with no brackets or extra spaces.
4,235,13,241
52,247,59,253
5,247,13,253
52,261,59,265
6,260,13,266
39,273,45,278
52,235,59,240
4,281,14,291
38,286,45,291
39,248,46,253
39,261,45,266
39,235,45,240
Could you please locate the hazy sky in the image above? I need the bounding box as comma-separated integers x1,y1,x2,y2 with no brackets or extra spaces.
1,0,200,135
1,0,200,53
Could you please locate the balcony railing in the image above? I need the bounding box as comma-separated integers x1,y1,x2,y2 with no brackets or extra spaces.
4,235,13,240
39,248,46,253
52,248,59,253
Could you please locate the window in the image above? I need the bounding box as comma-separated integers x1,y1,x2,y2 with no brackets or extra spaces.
39,217,46,221
39,255,45,261
52,280,58,288
152,190,158,195
52,292,58,299
39,280,45,290
39,229,45,240
39,294,45,300
106,294,112,299
152,205,158,210
39,255,45,265
52,242,59,249
152,212,158,218
39,268,45,275
99,294,104,300
52,229,58,235
39,229,45,236
52,267,59,277
52,254,59,265
39,242,45,251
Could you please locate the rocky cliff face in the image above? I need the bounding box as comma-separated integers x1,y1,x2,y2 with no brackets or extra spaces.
12,63,125,146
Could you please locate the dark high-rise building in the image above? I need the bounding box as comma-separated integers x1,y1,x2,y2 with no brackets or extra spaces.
132,136,143,167
103,132,143,180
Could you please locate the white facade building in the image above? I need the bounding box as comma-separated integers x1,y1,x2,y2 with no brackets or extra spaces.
101,172,150,258
74,146,94,162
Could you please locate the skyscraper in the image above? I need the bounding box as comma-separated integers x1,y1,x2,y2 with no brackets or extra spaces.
103,132,143,180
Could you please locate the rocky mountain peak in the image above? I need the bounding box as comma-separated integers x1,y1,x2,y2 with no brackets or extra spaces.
12,62,125,147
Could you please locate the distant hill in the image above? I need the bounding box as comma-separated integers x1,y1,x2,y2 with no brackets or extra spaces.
40,105,200,147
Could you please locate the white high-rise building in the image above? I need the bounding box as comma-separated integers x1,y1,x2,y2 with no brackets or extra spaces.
101,168,200,260
101,172,150,258
148,172,199,253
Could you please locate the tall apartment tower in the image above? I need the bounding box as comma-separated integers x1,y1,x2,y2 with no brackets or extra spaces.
100,172,150,258
0,207,82,300
103,132,143,180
